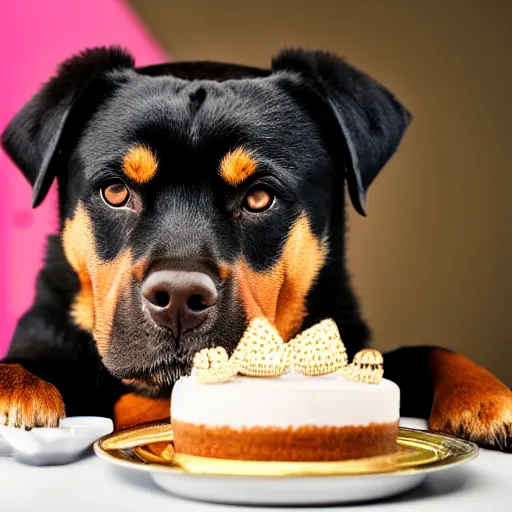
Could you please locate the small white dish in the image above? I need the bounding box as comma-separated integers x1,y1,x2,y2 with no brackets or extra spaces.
0,417,113,466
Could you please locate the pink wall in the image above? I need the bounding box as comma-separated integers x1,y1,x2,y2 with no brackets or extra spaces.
0,0,167,356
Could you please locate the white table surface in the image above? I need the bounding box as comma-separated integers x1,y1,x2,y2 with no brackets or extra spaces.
2,418,511,511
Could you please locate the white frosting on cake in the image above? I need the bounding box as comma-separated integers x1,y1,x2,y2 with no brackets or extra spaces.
171,371,400,429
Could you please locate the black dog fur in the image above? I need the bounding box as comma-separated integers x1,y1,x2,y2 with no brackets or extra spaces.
1,47,511,451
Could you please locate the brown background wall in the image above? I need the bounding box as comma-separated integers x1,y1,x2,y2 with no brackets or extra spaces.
129,0,512,386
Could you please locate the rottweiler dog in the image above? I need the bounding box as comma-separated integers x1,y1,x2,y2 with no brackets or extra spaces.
1,47,511,451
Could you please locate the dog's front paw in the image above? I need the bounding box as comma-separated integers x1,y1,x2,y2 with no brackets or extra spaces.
0,364,65,428
429,353,512,452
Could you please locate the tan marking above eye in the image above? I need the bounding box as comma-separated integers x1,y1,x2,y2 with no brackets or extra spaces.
219,148,257,186
103,182,129,207
122,145,158,184
244,188,273,213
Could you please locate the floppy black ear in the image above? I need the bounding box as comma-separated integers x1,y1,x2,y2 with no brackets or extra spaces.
1,46,135,208
272,49,411,216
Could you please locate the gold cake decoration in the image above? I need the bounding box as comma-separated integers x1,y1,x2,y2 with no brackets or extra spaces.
341,349,384,385
190,318,384,384
231,318,289,378
192,347,238,384
287,319,348,376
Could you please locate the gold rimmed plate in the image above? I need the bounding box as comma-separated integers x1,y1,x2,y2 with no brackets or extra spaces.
93,421,478,506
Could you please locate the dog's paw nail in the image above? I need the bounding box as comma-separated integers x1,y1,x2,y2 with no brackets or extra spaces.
0,364,65,429
430,388,512,451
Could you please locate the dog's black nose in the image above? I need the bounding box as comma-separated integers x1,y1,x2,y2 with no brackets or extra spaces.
141,270,218,338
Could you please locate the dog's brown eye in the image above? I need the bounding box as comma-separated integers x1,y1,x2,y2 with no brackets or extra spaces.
243,188,274,213
101,181,129,207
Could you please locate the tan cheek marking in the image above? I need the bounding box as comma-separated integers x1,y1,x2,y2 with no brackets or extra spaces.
235,259,285,324
62,203,133,356
132,258,149,282
274,214,327,341
235,214,327,341
93,249,133,355
70,281,94,332
219,264,233,283
219,148,257,186
122,145,158,184
62,205,95,332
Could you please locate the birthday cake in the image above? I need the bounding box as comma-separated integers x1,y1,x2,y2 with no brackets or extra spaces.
171,319,400,462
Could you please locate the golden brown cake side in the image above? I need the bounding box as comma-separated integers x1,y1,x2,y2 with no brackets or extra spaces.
172,420,399,461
